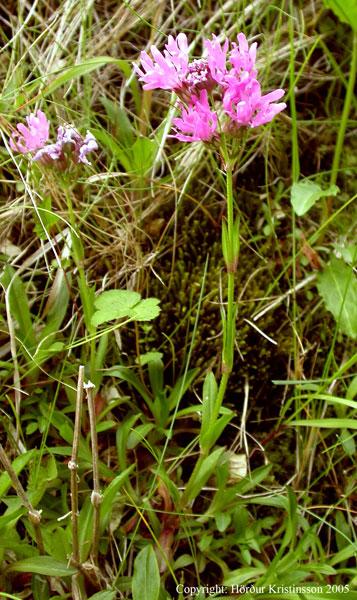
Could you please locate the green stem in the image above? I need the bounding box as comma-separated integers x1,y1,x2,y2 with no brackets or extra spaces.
64,185,96,382
214,162,237,423
330,31,357,188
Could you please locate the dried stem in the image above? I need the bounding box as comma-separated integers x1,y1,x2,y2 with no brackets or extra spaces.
69,365,86,599
69,366,85,558
0,442,44,554
85,380,102,564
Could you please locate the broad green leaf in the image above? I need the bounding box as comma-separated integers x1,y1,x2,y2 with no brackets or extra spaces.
291,418,357,429
33,197,59,240
78,497,93,562
127,424,155,449
89,592,117,600
129,298,161,321
317,257,357,338
347,375,357,399
130,138,158,176
215,512,231,532
108,366,153,408
173,554,194,569
0,266,36,351
100,465,135,533
168,368,199,410
39,268,71,340
101,96,135,147
224,566,266,586
92,290,160,326
334,242,357,266
200,371,217,435
41,57,121,97
182,447,224,505
91,128,132,169
92,290,141,326
290,180,338,216
138,352,163,366
7,556,77,576
323,0,357,30
132,545,160,600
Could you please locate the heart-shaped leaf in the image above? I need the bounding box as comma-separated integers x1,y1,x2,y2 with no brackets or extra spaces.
291,180,339,216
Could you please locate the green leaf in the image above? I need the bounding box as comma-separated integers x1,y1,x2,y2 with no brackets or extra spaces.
168,368,199,411
100,96,135,147
41,57,121,97
130,138,158,176
88,592,117,600
182,447,224,505
201,371,217,434
291,418,357,429
132,545,160,600
129,298,161,321
224,566,266,586
290,180,339,216
33,197,59,240
334,242,357,266
215,512,231,532
108,366,153,408
78,497,93,562
323,0,357,30
92,290,141,326
127,424,155,449
7,556,77,576
138,352,163,366
0,266,37,351
91,290,160,326
317,257,357,338
100,465,135,533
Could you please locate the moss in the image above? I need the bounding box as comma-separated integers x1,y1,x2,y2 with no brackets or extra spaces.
147,209,290,409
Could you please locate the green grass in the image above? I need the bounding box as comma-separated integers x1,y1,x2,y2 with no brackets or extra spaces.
0,1,357,599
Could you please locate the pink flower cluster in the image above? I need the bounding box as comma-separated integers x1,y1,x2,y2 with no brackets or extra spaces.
10,110,98,167
135,33,286,142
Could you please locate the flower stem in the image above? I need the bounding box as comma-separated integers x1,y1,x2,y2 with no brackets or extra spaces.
214,161,238,423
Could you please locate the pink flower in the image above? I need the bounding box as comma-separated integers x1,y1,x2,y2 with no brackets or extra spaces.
78,132,98,165
134,33,189,90
33,125,98,166
10,110,50,153
223,77,286,128
250,89,286,127
204,35,229,84
134,31,286,143
172,90,218,142
229,33,258,78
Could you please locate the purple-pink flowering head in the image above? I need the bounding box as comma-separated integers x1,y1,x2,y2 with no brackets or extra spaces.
9,113,98,169
10,110,50,153
134,32,189,91
134,31,287,143
172,89,218,142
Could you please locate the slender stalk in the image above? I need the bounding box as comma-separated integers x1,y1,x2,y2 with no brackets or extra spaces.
69,366,84,581
0,443,44,554
322,31,357,224
330,31,357,189
64,185,97,384
223,164,236,372
214,162,238,424
85,380,102,564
